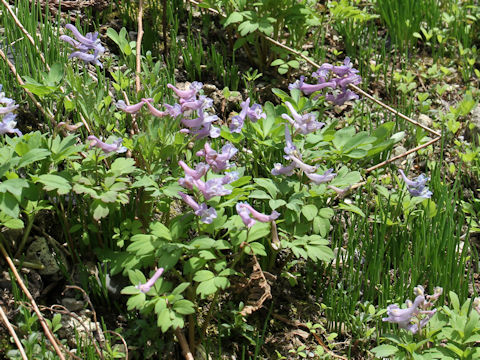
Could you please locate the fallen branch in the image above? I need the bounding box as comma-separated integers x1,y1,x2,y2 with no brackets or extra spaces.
0,238,66,360
175,327,195,360
0,305,28,360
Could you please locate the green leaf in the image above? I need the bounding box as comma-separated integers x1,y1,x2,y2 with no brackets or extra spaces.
172,282,190,296
269,199,286,210
193,270,215,282
224,12,243,26
338,203,365,217
17,149,51,168
319,207,334,219
157,308,172,332
0,192,20,218
254,178,278,198
151,222,172,241
92,200,109,220
173,299,195,315
271,59,285,66
110,157,136,176
196,278,217,297
449,291,460,312
0,178,29,201
371,344,398,357
245,242,267,256
301,204,318,221
35,174,71,195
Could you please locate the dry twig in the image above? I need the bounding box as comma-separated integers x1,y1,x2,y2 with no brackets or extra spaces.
0,305,28,360
0,240,66,360
175,327,195,360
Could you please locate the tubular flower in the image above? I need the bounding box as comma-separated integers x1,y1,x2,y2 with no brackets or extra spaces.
236,202,280,228
399,169,433,199
0,113,22,136
382,286,442,334
178,161,209,180
178,192,217,224
115,99,148,114
136,268,164,293
60,24,104,67
0,86,21,136
305,169,336,184
196,142,237,172
282,101,325,135
229,98,266,133
289,57,361,105
87,135,127,154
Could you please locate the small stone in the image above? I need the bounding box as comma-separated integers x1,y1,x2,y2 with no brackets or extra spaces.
26,237,66,276
418,114,433,128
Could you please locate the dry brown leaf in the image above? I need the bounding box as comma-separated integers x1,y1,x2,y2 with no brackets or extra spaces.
240,254,276,317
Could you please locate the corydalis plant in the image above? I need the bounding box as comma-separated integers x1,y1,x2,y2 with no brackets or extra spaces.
87,135,127,154
382,285,442,334
229,98,266,133
60,24,105,67
0,85,21,136
136,268,164,294
271,125,337,185
399,169,433,199
236,202,280,228
289,57,361,105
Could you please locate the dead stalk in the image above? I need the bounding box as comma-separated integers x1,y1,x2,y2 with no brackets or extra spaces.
0,305,28,360
0,240,66,360
0,48,56,126
175,327,195,360
136,0,144,93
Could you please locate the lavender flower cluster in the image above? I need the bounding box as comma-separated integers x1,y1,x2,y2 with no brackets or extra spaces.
178,142,238,224
60,24,105,67
289,57,361,105
271,125,337,185
399,169,433,199
229,98,266,133
382,285,442,334
0,85,21,137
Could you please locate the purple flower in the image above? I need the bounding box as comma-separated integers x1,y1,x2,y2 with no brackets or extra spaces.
196,143,237,172
288,76,337,95
195,177,233,200
325,90,359,105
87,135,127,154
288,154,318,174
60,24,104,67
181,95,213,112
136,268,164,293
246,103,266,122
0,113,22,136
271,163,296,176
178,161,209,180
305,169,336,184
399,169,433,199
382,295,425,329
178,192,217,224
229,115,244,133
382,286,442,334
115,99,147,114
236,202,280,228
167,82,201,102
229,98,265,132
180,108,220,139
164,103,182,118
282,101,325,135
0,86,19,115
